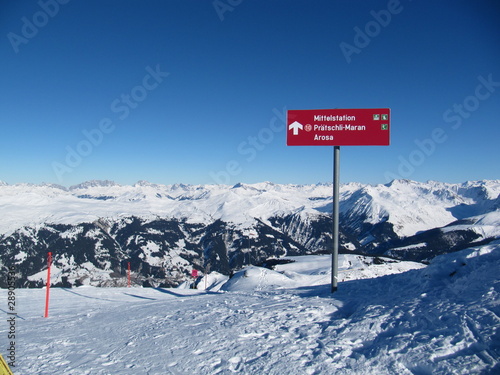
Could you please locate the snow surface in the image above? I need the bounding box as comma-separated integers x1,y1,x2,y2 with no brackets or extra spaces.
441,210,500,239
1,244,498,375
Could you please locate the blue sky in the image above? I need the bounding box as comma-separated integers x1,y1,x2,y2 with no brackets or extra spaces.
1,0,499,187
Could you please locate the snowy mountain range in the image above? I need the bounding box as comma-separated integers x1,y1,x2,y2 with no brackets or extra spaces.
0,179,498,287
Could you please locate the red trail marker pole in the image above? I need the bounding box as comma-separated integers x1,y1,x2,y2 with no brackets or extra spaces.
44,252,52,318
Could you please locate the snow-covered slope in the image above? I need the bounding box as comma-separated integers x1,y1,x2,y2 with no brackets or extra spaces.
339,179,500,238
381,208,500,262
2,243,498,374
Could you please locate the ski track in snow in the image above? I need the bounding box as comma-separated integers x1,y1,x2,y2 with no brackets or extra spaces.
2,245,499,375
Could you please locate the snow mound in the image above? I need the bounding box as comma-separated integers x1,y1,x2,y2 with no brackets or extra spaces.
222,255,426,292
177,271,230,291
197,271,230,291
422,239,500,296
221,266,299,292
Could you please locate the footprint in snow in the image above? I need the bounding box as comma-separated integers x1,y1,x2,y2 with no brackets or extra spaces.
229,356,244,372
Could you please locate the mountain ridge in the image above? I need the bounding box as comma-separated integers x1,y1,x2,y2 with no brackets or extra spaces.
0,179,498,287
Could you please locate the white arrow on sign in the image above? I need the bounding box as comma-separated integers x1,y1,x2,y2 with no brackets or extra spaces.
289,121,303,135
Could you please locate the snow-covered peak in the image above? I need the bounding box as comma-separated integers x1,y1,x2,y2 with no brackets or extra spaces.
38,182,68,191
134,180,166,188
69,180,120,190
336,179,500,238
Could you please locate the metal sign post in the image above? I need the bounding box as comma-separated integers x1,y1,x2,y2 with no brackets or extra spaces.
332,146,340,293
286,108,391,293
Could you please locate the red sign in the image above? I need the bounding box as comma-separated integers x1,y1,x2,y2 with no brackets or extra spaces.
191,269,198,278
287,108,390,146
